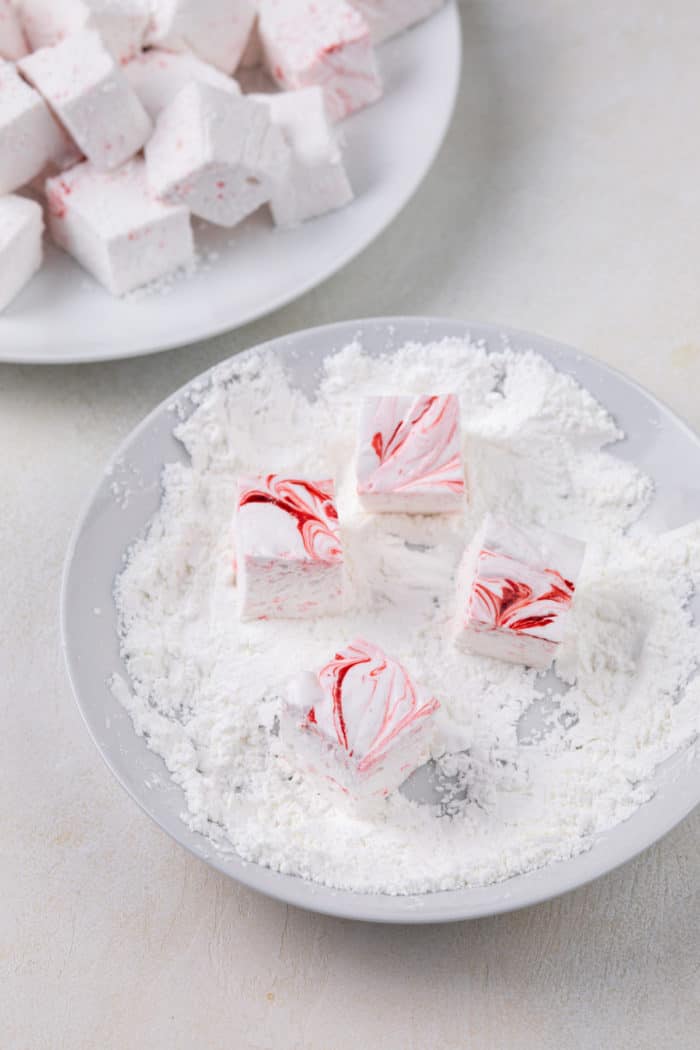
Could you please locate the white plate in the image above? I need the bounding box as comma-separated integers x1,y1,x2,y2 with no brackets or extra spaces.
0,7,460,365
61,318,700,923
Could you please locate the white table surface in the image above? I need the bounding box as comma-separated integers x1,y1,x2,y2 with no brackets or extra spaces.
3,3,700,1047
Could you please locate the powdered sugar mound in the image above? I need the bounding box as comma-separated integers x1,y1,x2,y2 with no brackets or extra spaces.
113,337,700,894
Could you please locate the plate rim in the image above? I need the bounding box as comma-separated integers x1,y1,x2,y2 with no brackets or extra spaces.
1,5,462,366
60,316,700,923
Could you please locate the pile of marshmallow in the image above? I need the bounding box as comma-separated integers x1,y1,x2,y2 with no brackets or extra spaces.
0,0,445,311
234,394,586,801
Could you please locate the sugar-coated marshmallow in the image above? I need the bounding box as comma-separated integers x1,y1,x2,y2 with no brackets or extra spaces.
146,82,287,228
454,514,586,669
258,0,382,123
19,0,149,64
0,0,28,59
46,159,195,296
0,60,65,194
252,86,352,227
125,48,240,120
357,394,466,513
350,0,444,44
147,0,256,74
283,638,440,798
19,30,152,171
0,195,43,312
234,474,344,620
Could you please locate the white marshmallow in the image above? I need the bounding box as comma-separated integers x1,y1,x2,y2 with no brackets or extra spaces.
19,0,149,64
350,0,444,44
258,0,382,122
125,48,240,120
45,158,195,296
19,30,152,171
253,86,353,227
147,0,256,74
0,60,65,194
0,0,28,60
454,514,586,669
356,394,466,513
0,194,43,311
234,474,344,619
146,82,288,227
281,638,439,799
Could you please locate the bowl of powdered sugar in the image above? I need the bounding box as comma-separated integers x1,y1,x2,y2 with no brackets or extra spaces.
61,317,700,922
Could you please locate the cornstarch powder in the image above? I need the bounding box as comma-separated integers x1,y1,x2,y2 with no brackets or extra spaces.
112,338,700,894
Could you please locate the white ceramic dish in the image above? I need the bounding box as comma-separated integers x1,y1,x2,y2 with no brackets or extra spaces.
61,318,700,923
0,6,460,365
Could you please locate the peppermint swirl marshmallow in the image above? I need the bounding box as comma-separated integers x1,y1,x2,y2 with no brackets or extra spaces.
357,394,466,513
284,637,440,798
454,514,585,669
234,474,344,620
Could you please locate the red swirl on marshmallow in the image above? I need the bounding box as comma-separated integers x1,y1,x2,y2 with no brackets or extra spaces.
455,514,585,669
283,638,439,797
471,558,576,633
238,474,342,563
357,394,465,513
235,475,344,620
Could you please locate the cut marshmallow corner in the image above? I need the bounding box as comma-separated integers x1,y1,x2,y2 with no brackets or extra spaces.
258,0,382,122
357,393,466,513
0,59,67,195
234,474,344,620
454,514,586,670
146,0,257,75
145,81,287,228
0,194,43,311
45,158,194,296
251,85,353,227
124,47,240,121
18,28,152,171
280,637,440,800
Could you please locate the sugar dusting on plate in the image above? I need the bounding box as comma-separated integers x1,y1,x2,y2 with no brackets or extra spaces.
112,337,700,894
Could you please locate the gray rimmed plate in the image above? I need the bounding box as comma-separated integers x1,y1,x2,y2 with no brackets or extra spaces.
61,318,700,922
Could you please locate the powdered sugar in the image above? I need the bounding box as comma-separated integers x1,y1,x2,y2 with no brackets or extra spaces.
113,337,700,894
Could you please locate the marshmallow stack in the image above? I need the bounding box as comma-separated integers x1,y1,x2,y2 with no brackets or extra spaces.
0,0,446,308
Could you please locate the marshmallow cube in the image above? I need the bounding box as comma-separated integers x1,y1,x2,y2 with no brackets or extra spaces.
19,0,149,64
454,514,586,669
258,0,382,123
0,195,43,311
357,394,466,513
46,159,195,296
0,61,65,194
147,0,256,74
146,82,287,228
19,30,152,171
0,0,28,59
350,0,444,44
282,638,440,798
234,475,344,620
125,48,240,120
254,86,353,227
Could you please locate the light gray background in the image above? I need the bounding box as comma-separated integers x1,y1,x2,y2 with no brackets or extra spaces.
3,2,700,1047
